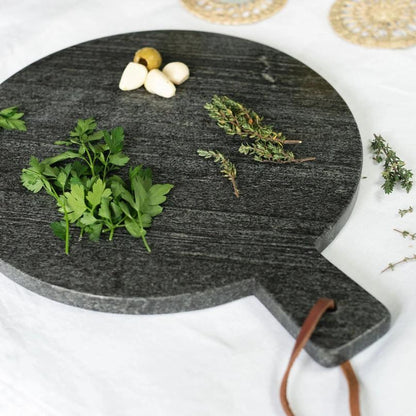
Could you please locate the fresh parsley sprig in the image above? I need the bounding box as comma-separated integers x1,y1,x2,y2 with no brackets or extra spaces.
21,118,173,254
0,106,26,131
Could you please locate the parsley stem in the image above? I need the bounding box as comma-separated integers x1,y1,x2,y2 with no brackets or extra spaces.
102,153,110,180
46,185,70,255
83,144,95,177
141,235,151,252
136,212,151,253
62,206,70,255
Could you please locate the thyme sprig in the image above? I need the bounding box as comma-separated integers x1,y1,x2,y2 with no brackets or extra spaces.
399,206,413,217
394,229,416,240
204,95,300,145
383,227,416,272
197,149,239,197
204,95,314,164
370,137,414,272
370,134,413,194
239,142,315,164
382,255,416,273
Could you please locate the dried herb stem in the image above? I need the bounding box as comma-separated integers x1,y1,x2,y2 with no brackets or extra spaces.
259,156,317,164
394,229,416,240
382,254,416,273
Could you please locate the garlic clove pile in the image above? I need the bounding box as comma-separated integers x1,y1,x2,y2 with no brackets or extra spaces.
162,62,190,85
144,69,176,98
119,47,190,98
119,62,148,91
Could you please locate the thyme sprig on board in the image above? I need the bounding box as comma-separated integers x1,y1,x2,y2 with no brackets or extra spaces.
204,95,315,164
197,149,239,198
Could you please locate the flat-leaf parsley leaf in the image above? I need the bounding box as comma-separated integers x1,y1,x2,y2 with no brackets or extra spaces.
0,106,26,131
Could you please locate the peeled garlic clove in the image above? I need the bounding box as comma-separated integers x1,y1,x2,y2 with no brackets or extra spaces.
144,69,176,98
119,62,148,91
162,62,190,85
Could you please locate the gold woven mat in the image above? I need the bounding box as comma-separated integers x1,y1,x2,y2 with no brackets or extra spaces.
181,0,287,25
330,0,416,49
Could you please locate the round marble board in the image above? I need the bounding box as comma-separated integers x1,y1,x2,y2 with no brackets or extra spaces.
0,31,389,367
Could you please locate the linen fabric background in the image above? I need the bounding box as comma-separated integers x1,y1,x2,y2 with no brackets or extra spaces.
1,1,415,415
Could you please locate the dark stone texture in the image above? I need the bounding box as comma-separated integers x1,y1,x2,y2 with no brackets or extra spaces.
0,31,389,367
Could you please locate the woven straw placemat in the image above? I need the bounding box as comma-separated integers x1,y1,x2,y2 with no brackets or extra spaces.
330,0,416,49
181,0,287,25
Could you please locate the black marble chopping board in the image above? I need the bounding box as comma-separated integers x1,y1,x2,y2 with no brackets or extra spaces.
0,30,389,367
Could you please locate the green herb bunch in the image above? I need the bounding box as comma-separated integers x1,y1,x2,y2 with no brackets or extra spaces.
197,150,239,197
21,118,173,254
370,134,413,194
204,95,314,163
0,106,26,131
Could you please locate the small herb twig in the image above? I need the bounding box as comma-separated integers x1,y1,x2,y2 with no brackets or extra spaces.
394,229,416,240
0,106,26,131
399,206,413,217
382,254,416,273
205,95,314,164
197,149,239,197
370,134,413,194
239,143,316,164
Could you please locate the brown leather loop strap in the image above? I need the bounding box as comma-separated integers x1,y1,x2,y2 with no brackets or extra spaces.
280,297,361,416
340,360,361,416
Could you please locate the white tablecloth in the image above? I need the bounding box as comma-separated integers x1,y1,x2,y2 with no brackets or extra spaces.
1,1,415,415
